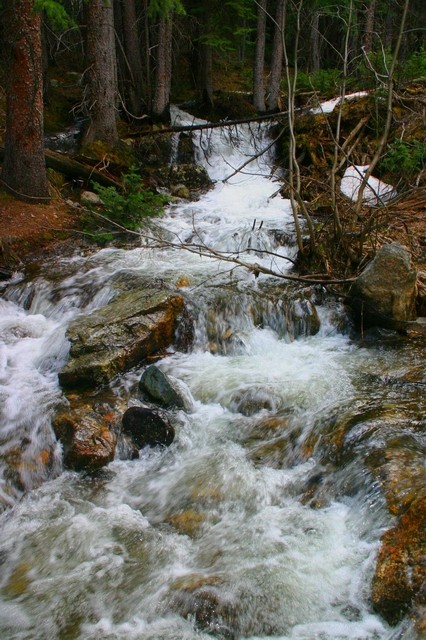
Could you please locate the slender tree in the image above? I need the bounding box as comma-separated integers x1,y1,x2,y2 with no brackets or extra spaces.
150,0,185,121
119,0,145,118
152,10,174,122
1,0,50,202
253,0,268,112
82,0,119,146
267,0,286,111
363,0,377,54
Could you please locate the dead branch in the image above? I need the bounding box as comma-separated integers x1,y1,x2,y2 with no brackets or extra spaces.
82,206,354,286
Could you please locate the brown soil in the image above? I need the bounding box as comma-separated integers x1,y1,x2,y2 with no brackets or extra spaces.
0,193,83,267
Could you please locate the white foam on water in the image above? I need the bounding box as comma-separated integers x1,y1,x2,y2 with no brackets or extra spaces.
0,108,410,639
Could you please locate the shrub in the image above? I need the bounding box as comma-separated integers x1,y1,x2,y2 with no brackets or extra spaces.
357,49,394,88
85,168,169,244
400,48,426,82
381,139,425,181
295,68,343,97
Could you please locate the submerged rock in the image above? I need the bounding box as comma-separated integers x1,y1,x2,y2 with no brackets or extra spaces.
121,406,175,449
59,288,185,389
230,388,278,416
139,365,186,409
53,406,116,472
168,574,236,638
167,510,205,537
348,243,417,330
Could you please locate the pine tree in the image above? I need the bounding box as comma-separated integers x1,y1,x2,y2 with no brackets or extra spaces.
1,0,50,202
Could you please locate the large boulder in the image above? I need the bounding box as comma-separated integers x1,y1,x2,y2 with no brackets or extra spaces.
53,405,116,472
348,243,417,330
59,288,185,389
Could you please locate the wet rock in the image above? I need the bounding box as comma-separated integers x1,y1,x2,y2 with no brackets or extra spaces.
230,388,278,416
174,304,195,352
155,163,212,192
366,446,426,517
248,435,294,468
53,406,116,472
348,243,417,330
413,606,426,638
242,416,300,468
176,132,195,164
175,275,191,288
243,416,290,444
0,266,14,281
170,184,190,199
372,495,426,625
250,286,321,339
59,288,185,389
168,574,236,638
80,190,103,206
135,134,174,167
121,406,175,449
139,365,186,409
4,562,32,597
2,441,58,499
167,510,205,537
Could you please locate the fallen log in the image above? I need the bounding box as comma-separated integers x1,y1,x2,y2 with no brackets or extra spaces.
129,107,308,137
0,147,122,190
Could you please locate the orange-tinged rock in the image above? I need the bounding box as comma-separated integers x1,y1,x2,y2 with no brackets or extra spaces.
372,495,426,625
176,275,191,288
53,405,116,472
167,510,205,537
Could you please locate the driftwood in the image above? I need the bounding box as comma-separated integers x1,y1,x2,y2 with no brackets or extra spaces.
0,147,122,190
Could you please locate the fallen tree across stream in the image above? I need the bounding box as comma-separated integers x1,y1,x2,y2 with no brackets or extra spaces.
129,107,309,137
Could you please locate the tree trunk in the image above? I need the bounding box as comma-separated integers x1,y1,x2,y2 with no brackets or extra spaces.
253,0,267,112
1,0,50,203
120,0,145,117
198,41,214,109
141,0,152,112
152,12,173,123
267,0,286,111
363,0,377,54
82,0,119,146
310,11,321,72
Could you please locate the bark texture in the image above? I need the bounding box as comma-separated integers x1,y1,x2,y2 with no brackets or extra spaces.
83,0,119,146
267,0,285,111
253,0,267,112
120,0,145,117
152,13,173,122
1,0,50,202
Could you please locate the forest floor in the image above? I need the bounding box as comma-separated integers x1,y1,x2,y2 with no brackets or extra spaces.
0,195,79,264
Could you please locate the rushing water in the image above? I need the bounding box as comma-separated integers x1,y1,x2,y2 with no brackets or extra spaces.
0,110,424,640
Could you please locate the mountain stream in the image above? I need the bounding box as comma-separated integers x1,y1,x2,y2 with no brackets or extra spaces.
0,109,424,639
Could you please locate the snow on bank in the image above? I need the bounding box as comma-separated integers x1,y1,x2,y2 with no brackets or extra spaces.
340,165,396,205
311,91,369,114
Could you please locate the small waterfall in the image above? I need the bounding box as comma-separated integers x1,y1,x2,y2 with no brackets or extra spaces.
0,109,422,639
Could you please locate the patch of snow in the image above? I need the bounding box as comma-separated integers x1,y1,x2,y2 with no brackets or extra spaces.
340,165,396,205
311,91,369,114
